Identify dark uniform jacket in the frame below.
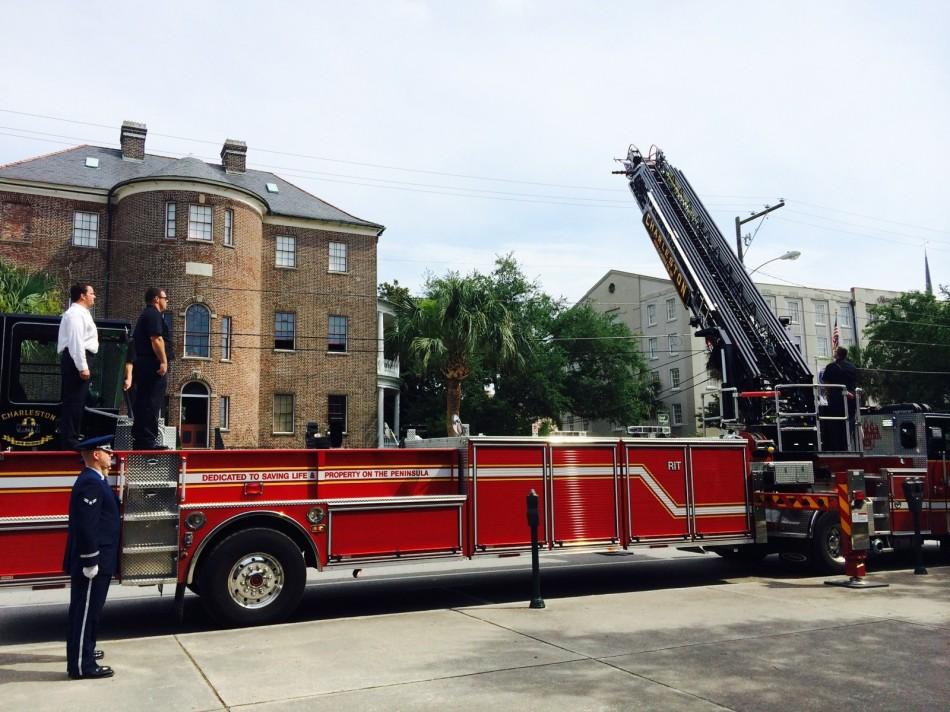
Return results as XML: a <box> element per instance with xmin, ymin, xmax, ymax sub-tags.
<box><xmin>823</xmin><ymin>359</ymin><xmax>857</xmax><ymax>392</ymax></box>
<box><xmin>63</xmin><ymin>466</ymin><xmax>120</xmax><ymax>576</ymax></box>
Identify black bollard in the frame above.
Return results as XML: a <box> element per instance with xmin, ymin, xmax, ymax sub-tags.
<box><xmin>901</xmin><ymin>477</ymin><xmax>928</xmax><ymax>575</ymax></box>
<box><xmin>526</xmin><ymin>489</ymin><xmax>545</xmax><ymax>609</ymax></box>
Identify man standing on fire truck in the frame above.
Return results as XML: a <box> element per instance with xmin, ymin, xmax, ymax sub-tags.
<box><xmin>64</xmin><ymin>434</ymin><xmax>119</xmax><ymax>680</ymax></box>
<box><xmin>56</xmin><ymin>283</ymin><xmax>99</xmax><ymax>450</ymax></box>
<box><xmin>822</xmin><ymin>346</ymin><xmax>858</xmax><ymax>450</ymax></box>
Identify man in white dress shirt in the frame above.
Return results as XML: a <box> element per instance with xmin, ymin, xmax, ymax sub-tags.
<box><xmin>57</xmin><ymin>283</ymin><xmax>99</xmax><ymax>449</ymax></box>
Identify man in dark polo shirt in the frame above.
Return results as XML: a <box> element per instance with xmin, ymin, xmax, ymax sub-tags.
<box><xmin>131</xmin><ymin>287</ymin><xmax>171</xmax><ymax>450</ymax></box>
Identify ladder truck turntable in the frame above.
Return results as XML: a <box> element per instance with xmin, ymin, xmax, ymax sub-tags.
<box><xmin>0</xmin><ymin>149</ymin><xmax>947</xmax><ymax>627</ymax></box>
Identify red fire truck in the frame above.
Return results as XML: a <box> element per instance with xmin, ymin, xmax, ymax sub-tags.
<box><xmin>1</xmin><ymin>147</ymin><xmax>947</xmax><ymax>627</ymax></box>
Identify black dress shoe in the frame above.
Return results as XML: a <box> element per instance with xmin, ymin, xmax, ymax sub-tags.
<box><xmin>95</xmin><ymin>649</ymin><xmax>104</xmax><ymax>660</ymax></box>
<box><xmin>69</xmin><ymin>665</ymin><xmax>114</xmax><ymax>680</ymax></box>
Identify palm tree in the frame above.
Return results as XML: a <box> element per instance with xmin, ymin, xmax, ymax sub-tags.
<box><xmin>0</xmin><ymin>258</ymin><xmax>62</xmax><ymax>315</ymax></box>
<box><xmin>395</xmin><ymin>273</ymin><xmax>523</xmax><ymax>436</ymax></box>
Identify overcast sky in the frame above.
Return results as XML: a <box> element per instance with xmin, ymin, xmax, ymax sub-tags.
<box><xmin>2</xmin><ymin>1</ymin><xmax>947</xmax><ymax>304</ymax></box>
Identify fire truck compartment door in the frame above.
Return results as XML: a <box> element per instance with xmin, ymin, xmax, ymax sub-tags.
<box><xmin>688</xmin><ymin>444</ymin><xmax>751</xmax><ymax>539</ymax></box>
<box><xmin>472</xmin><ymin>443</ymin><xmax>546</xmax><ymax>550</ymax></box>
<box><xmin>625</xmin><ymin>444</ymin><xmax>690</xmax><ymax>541</ymax></box>
<box><xmin>549</xmin><ymin>444</ymin><xmax>619</xmax><ymax>546</ymax></box>
<box><xmin>326</xmin><ymin>495</ymin><xmax>466</xmax><ymax>560</ymax></box>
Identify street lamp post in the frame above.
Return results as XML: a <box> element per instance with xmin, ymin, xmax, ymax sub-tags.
<box><xmin>748</xmin><ymin>250</ymin><xmax>801</xmax><ymax>276</ymax></box>
<box><xmin>735</xmin><ymin>200</ymin><xmax>786</xmax><ymax>264</ymax></box>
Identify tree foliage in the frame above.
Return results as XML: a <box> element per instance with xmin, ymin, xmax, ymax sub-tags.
<box><xmin>393</xmin><ymin>256</ymin><xmax>655</xmax><ymax>437</ymax></box>
<box><xmin>393</xmin><ymin>268</ymin><xmax>525</xmax><ymax>436</ymax></box>
<box><xmin>860</xmin><ymin>289</ymin><xmax>950</xmax><ymax>410</ymax></box>
<box><xmin>0</xmin><ymin>258</ymin><xmax>62</xmax><ymax>315</ymax></box>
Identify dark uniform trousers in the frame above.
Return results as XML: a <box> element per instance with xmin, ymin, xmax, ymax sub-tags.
<box><xmin>132</xmin><ymin>372</ymin><xmax>167</xmax><ymax>449</ymax></box>
<box><xmin>59</xmin><ymin>349</ymin><xmax>91</xmax><ymax>450</ymax></box>
<box><xmin>67</xmin><ymin>572</ymin><xmax>111</xmax><ymax>676</ymax></box>
<box><xmin>64</xmin><ymin>467</ymin><xmax>119</xmax><ymax>677</ymax></box>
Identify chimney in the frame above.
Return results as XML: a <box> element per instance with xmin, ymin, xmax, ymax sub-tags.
<box><xmin>221</xmin><ymin>139</ymin><xmax>247</xmax><ymax>174</ymax></box>
<box><xmin>120</xmin><ymin>120</ymin><xmax>147</xmax><ymax>161</ymax></box>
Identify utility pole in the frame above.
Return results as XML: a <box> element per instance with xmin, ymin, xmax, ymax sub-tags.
<box><xmin>735</xmin><ymin>200</ymin><xmax>785</xmax><ymax>264</ymax></box>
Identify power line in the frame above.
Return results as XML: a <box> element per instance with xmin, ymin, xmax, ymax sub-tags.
<box><xmin>2</xmin><ymin>111</ymin><xmax>948</xmax><ymax>238</ymax></box>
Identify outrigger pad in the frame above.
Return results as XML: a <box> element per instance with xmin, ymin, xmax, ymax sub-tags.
<box><xmin>824</xmin><ymin>577</ymin><xmax>889</xmax><ymax>589</ymax></box>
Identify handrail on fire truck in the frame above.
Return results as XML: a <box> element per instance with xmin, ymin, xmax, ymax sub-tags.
<box><xmin>701</xmin><ymin>383</ymin><xmax>863</xmax><ymax>452</ymax></box>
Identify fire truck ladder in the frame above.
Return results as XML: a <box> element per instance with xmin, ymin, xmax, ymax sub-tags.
<box><xmin>618</xmin><ymin>146</ymin><xmax>815</xmax><ymax>438</ymax></box>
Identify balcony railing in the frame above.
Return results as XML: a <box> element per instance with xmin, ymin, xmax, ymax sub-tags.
<box><xmin>377</xmin><ymin>356</ymin><xmax>399</xmax><ymax>378</ymax></box>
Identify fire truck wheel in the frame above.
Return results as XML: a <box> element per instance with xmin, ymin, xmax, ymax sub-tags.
<box><xmin>199</xmin><ymin>528</ymin><xmax>306</xmax><ymax>627</ymax></box>
<box><xmin>811</xmin><ymin>513</ymin><xmax>846</xmax><ymax>574</ymax></box>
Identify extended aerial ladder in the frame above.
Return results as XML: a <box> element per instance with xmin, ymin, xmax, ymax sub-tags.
<box><xmin>616</xmin><ymin>146</ymin><xmax>833</xmax><ymax>452</ymax></box>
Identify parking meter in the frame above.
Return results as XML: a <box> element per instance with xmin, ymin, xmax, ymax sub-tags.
<box><xmin>901</xmin><ymin>477</ymin><xmax>927</xmax><ymax>575</ymax></box>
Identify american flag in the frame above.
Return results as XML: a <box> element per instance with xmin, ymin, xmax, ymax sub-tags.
<box><xmin>831</xmin><ymin>317</ymin><xmax>840</xmax><ymax>352</ymax></box>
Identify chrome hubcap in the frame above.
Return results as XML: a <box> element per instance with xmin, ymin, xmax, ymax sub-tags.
<box><xmin>827</xmin><ymin>526</ymin><xmax>843</xmax><ymax>561</ymax></box>
<box><xmin>227</xmin><ymin>553</ymin><xmax>284</xmax><ymax>609</ymax></box>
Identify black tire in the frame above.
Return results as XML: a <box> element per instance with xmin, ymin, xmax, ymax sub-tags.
<box><xmin>710</xmin><ymin>545</ymin><xmax>769</xmax><ymax>562</ymax></box>
<box><xmin>810</xmin><ymin>513</ymin><xmax>846</xmax><ymax>574</ymax></box>
<box><xmin>199</xmin><ymin>527</ymin><xmax>306</xmax><ymax>627</ymax></box>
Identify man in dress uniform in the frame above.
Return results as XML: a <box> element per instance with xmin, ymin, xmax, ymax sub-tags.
<box><xmin>64</xmin><ymin>434</ymin><xmax>119</xmax><ymax>680</ymax></box>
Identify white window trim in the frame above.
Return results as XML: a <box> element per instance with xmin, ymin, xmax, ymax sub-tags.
<box><xmin>648</xmin><ymin>337</ymin><xmax>658</xmax><ymax>360</ymax></box>
<box><xmin>328</xmin><ymin>394</ymin><xmax>348</xmax><ymax>435</ymax></box>
<box><xmin>646</xmin><ymin>303</ymin><xmax>657</xmax><ymax>327</ymax></box>
<box><xmin>187</xmin><ymin>204</ymin><xmax>213</xmax><ymax>242</ymax></box>
<box><xmin>786</xmin><ymin>300</ymin><xmax>802</xmax><ymax>325</ymax></box>
<box><xmin>328</xmin><ymin>315</ymin><xmax>349</xmax><ymax>354</ymax></box>
<box><xmin>224</xmin><ymin>208</ymin><xmax>234</xmax><ymax>247</ymax></box>
<box><xmin>276</xmin><ymin>235</ymin><xmax>297</xmax><ymax>269</ymax></box>
<box><xmin>219</xmin><ymin>395</ymin><xmax>230</xmax><ymax>432</ymax></box>
<box><xmin>668</xmin><ymin>333</ymin><xmax>679</xmax><ymax>355</ymax></box>
<box><xmin>72</xmin><ymin>211</ymin><xmax>99</xmax><ymax>248</ymax></box>
<box><xmin>274</xmin><ymin>311</ymin><xmax>296</xmax><ymax>352</ymax></box>
<box><xmin>164</xmin><ymin>202</ymin><xmax>176</xmax><ymax>240</ymax></box>
<box><xmin>671</xmin><ymin>403</ymin><xmax>683</xmax><ymax>426</ymax></box>
<box><xmin>272</xmin><ymin>394</ymin><xmax>295</xmax><ymax>435</ymax></box>
<box><xmin>220</xmin><ymin>315</ymin><xmax>232</xmax><ymax>362</ymax></box>
<box><xmin>814</xmin><ymin>302</ymin><xmax>828</xmax><ymax>326</ymax></box>
<box><xmin>183</xmin><ymin>303</ymin><xmax>213</xmax><ymax>360</ymax></box>
<box><xmin>666</xmin><ymin>298</ymin><xmax>677</xmax><ymax>322</ymax></box>
<box><xmin>328</xmin><ymin>242</ymin><xmax>348</xmax><ymax>273</ymax></box>
<box><xmin>670</xmin><ymin>367</ymin><xmax>681</xmax><ymax>390</ymax></box>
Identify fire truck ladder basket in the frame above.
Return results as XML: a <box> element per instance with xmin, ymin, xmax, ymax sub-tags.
<box><xmin>119</xmin><ymin>453</ymin><xmax>181</xmax><ymax>584</ymax></box>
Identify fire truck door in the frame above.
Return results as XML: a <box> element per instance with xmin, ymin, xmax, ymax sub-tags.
<box><xmin>926</xmin><ymin>419</ymin><xmax>948</xmax><ymax>535</ymax></box>
<box><xmin>549</xmin><ymin>443</ymin><xmax>619</xmax><ymax>546</ymax></box>
<box><xmin>624</xmin><ymin>443</ymin><xmax>690</xmax><ymax>542</ymax></box>
<box><xmin>471</xmin><ymin>442</ymin><xmax>546</xmax><ymax>550</ymax></box>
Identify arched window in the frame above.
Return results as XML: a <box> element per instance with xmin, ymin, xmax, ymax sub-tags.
<box><xmin>184</xmin><ymin>304</ymin><xmax>211</xmax><ymax>358</ymax></box>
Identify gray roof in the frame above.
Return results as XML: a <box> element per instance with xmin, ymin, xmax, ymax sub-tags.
<box><xmin>0</xmin><ymin>145</ymin><xmax>382</xmax><ymax>230</ymax></box>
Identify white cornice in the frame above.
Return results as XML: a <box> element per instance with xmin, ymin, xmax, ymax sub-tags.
<box><xmin>0</xmin><ymin>179</ymin><xmax>109</xmax><ymax>204</ymax></box>
<box><xmin>113</xmin><ymin>180</ymin><xmax>266</xmax><ymax>215</ymax></box>
<box><xmin>263</xmin><ymin>214</ymin><xmax>381</xmax><ymax>237</ymax></box>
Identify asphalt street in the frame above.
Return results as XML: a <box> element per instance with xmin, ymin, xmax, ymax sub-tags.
<box><xmin>1</xmin><ymin>547</ymin><xmax>947</xmax><ymax>711</ymax></box>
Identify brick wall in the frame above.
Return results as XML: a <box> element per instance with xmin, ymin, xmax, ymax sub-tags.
<box><xmin>0</xmin><ymin>183</ymin><xmax>380</xmax><ymax>449</ymax></box>
<box><xmin>259</xmin><ymin>223</ymin><xmax>378</xmax><ymax>448</ymax></box>
<box><xmin>110</xmin><ymin>189</ymin><xmax>264</xmax><ymax>446</ymax></box>
<box><xmin>0</xmin><ymin>191</ymin><xmax>108</xmax><ymax>298</ymax></box>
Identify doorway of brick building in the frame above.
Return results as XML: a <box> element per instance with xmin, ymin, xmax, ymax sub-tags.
<box><xmin>179</xmin><ymin>381</ymin><xmax>209</xmax><ymax>449</ymax></box>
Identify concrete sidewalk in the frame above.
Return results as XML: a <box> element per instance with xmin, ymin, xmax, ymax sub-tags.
<box><xmin>1</xmin><ymin>566</ymin><xmax>947</xmax><ymax>711</ymax></box>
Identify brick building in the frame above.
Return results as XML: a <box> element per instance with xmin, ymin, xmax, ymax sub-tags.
<box><xmin>0</xmin><ymin>121</ymin><xmax>385</xmax><ymax>448</ymax></box>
